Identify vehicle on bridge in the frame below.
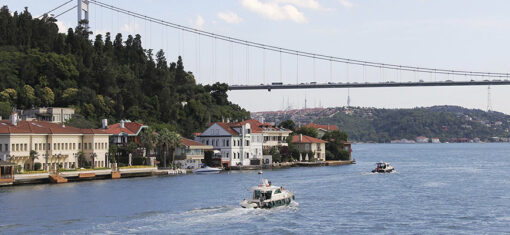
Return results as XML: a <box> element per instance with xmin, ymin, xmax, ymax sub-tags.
<box><xmin>272</xmin><ymin>82</ymin><xmax>283</xmax><ymax>86</ymax></box>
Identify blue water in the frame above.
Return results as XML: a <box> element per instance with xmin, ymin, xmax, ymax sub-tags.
<box><xmin>1</xmin><ymin>143</ymin><xmax>510</xmax><ymax>234</ymax></box>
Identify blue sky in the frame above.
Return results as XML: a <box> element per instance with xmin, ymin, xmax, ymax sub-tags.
<box><xmin>3</xmin><ymin>0</ymin><xmax>510</xmax><ymax>114</ymax></box>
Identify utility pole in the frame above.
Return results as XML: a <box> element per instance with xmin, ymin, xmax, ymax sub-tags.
<box><xmin>77</xmin><ymin>0</ymin><xmax>90</xmax><ymax>29</ymax></box>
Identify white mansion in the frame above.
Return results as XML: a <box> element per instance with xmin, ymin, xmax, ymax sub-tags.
<box><xmin>195</xmin><ymin>119</ymin><xmax>290</xmax><ymax>167</ymax></box>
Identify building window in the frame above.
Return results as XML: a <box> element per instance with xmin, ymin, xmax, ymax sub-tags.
<box><xmin>226</xmin><ymin>140</ymin><xmax>229</xmax><ymax>146</ymax></box>
<box><xmin>246</xmin><ymin>153</ymin><xmax>250</xmax><ymax>158</ymax></box>
<box><xmin>65</xmin><ymin>143</ymin><xmax>68</xmax><ymax>150</ymax></box>
<box><xmin>226</xmin><ymin>153</ymin><xmax>229</xmax><ymax>158</ymax></box>
<box><xmin>5</xmin><ymin>144</ymin><xmax>8</xmax><ymax>151</ymax></box>
<box><xmin>16</xmin><ymin>144</ymin><xmax>19</xmax><ymax>151</ymax></box>
<box><xmin>246</xmin><ymin>140</ymin><xmax>250</xmax><ymax>146</ymax></box>
<box><xmin>0</xmin><ymin>144</ymin><xmax>2</xmax><ymax>152</ymax></box>
<box><xmin>78</xmin><ymin>143</ymin><xmax>81</xmax><ymax>149</ymax></box>
<box><xmin>73</xmin><ymin>143</ymin><xmax>76</xmax><ymax>150</ymax></box>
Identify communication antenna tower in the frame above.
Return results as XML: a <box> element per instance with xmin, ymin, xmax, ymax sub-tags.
<box><xmin>347</xmin><ymin>88</ymin><xmax>351</xmax><ymax>107</ymax></box>
<box><xmin>487</xmin><ymin>85</ymin><xmax>492</xmax><ymax>112</ymax></box>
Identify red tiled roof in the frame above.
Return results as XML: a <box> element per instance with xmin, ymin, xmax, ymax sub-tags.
<box><xmin>0</xmin><ymin>120</ymin><xmax>109</xmax><ymax>135</ymax></box>
<box><xmin>292</xmin><ymin>134</ymin><xmax>328</xmax><ymax>144</ymax></box>
<box><xmin>206</xmin><ymin>119</ymin><xmax>282</xmax><ymax>136</ymax></box>
<box><xmin>305</xmin><ymin>123</ymin><xmax>339</xmax><ymax>131</ymax></box>
<box><xmin>213</xmin><ymin>122</ymin><xmax>239</xmax><ymax>135</ymax></box>
<box><xmin>181</xmin><ymin>137</ymin><xmax>206</xmax><ymax>146</ymax></box>
<box><xmin>105</xmin><ymin>122</ymin><xmax>146</xmax><ymax>136</ymax></box>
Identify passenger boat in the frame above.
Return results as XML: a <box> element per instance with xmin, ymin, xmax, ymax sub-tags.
<box><xmin>240</xmin><ymin>174</ymin><xmax>295</xmax><ymax>209</ymax></box>
<box><xmin>372</xmin><ymin>161</ymin><xmax>395</xmax><ymax>173</ymax></box>
<box><xmin>193</xmin><ymin>165</ymin><xmax>222</xmax><ymax>174</ymax></box>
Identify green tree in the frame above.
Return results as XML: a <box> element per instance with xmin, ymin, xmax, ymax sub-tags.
<box><xmin>295</xmin><ymin>126</ymin><xmax>319</xmax><ymax>138</ymax></box>
<box><xmin>157</xmin><ymin>128</ymin><xmax>182</xmax><ymax>168</ymax></box>
<box><xmin>139</xmin><ymin>127</ymin><xmax>158</xmax><ymax>159</ymax></box>
<box><xmin>39</xmin><ymin>87</ymin><xmax>55</xmax><ymax>106</ymax></box>
<box><xmin>279</xmin><ymin>120</ymin><xmax>296</xmax><ymax>131</ymax></box>
<box><xmin>0</xmin><ymin>101</ymin><xmax>11</xmax><ymax>118</ymax></box>
<box><xmin>29</xmin><ymin>150</ymin><xmax>38</xmax><ymax>170</ymax></box>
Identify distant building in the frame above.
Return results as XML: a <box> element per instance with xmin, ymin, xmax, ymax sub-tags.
<box><xmin>416</xmin><ymin>136</ymin><xmax>429</xmax><ymax>143</ymax></box>
<box><xmin>431</xmin><ymin>138</ymin><xmax>440</xmax><ymax>143</ymax></box>
<box><xmin>19</xmin><ymin>107</ymin><xmax>75</xmax><ymax>123</ymax></box>
<box><xmin>305</xmin><ymin>123</ymin><xmax>339</xmax><ymax>138</ymax></box>
<box><xmin>292</xmin><ymin>134</ymin><xmax>327</xmax><ymax>161</ymax></box>
<box><xmin>174</xmin><ymin>138</ymin><xmax>213</xmax><ymax>169</ymax></box>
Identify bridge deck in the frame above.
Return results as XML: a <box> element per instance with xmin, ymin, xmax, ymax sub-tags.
<box><xmin>229</xmin><ymin>80</ymin><xmax>510</xmax><ymax>90</ymax></box>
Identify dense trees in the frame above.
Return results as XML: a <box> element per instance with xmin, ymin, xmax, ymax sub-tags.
<box><xmin>316</xmin><ymin>106</ymin><xmax>510</xmax><ymax>142</ymax></box>
<box><xmin>294</xmin><ymin>126</ymin><xmax>318</xmax><ymax>138</ymax></box>
<box><xmin>0</xmin><ymin>6</ymin><xmax>249</xmax><ymax>137</ymax></box>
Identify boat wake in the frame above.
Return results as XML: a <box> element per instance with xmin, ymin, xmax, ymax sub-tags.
<box><xmin>65</xmin><ymin>203</ymin><xmax>300</xmax><ymax>234</ymax></box>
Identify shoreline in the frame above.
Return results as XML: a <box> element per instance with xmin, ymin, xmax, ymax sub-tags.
<box><xmin>2</xmin><ymin>160</ymin><xmax>355</xmax><ymax>187</ymax></box>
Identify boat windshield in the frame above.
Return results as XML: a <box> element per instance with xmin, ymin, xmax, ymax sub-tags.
<box><xmin>253</xmin><ymin>190</ymin><xmax>272</xmax><ymax>200</ymax></box>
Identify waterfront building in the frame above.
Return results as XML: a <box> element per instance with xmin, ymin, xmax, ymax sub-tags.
<box><xmin>242</xmin><ymin>119</ymin><xmax>291</xmax><ymax>150</ymax></box>
<box><xmin>305</xmin><ymin>123</ymin><xmax>339</xmax><ymax>138</ymax></box>
<box><xmin>292</xmin><ymin>134</ymin><xmax>327</xmax><ymax>161</ymax></box>
<box><xmin>104</xmin><ymin>120</ymin><xmax>148</xmax><ymax>146</ymax></box>
<box><xmin>416</xmin><ymin>136</ymin><xmax>429</xmax><ymax>143</ymax></box>
<box><xmin>0</xmin><ymin>113</ymin><xmax>110</xmax><ymax>171</ymax></box>
<box><xmin>174</xmin><ymin>138</ymin><xmax>213</xmax><ymax>169</ymax></box>
<box><xmin>195</xmin><ymin>121</ymin><xmax>264</xmax><ymax>168</ymax></box>
<box><xmin>19</xmin><ymin>107</ymin><xmax>75</xmax><ymax>123</ymax></box>
<box><xmin>431</xmin><ymin>138</ymin><xmax>441</xmax><ymax>143</ymax></box>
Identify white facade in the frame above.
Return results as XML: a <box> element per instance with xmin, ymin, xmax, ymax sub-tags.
<box><xmin>195</xmin><ymin>123</ymin><xmax>263</xmax><ymax>166</ymax></box>
<box><xmin>0</xmin><ymin>133</ymin><xmax>110</xmax><ymax>171</ymax></box>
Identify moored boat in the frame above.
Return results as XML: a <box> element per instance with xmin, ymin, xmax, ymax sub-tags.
<box><xmin>240</xmin><ymin>175</ymin><xmax>294</xmax><ymax>209</ymax></box>
<box><xmin>193</xmin><ymin>166</ymin><xmax>222</xmax><ymax>174</ymax></box>
<box><xmin>372</xmin><ymin>161</ymin><xmax>395</xmax><ymax>173</ymax></box>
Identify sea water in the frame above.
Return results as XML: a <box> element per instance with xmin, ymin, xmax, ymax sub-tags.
<box><xmin>1</xmin><ymin>143</ymin><xmax>509</xmax><ymax>234</ymax></box>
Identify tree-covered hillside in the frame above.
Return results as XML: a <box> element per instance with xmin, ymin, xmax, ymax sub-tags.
<box><xmin>0</xmin><ymin>6</ymin><xmax>249</xmax><ymax>136</ymax></box>
<box><xmin>315</xmin><ymin>106</ymin><xmax>510</xmax><ymax>142</ymax></box>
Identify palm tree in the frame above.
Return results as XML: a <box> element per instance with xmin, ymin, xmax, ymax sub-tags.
<box><xmin>90</xmin><ymin>153</ymin><xmax>97</xmax><ymax>169</ymax></box>
<box><xmin>139</xmin><ymin>127</ymin><xmax>158</xmax><ymax>159</ymax></box>
<box><xmin>157</xmin><ymin>128</ymin><xmax>182</xmax><ymax>168</ymax></box>
<box><xmin>29</xmin><ymin>150</ymin><xmax>38</xmax><ymax>170</ymax></box>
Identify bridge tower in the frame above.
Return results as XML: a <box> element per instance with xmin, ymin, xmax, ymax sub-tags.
<box><xmin>77</xmin><ymin>0</ymin><xmax>90</xmax><ymax>29</ymax></box>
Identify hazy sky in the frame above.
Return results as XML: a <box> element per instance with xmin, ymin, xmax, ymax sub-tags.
<box><xmin>4</xmin><ymin>0</ymin><xmax>510</xmax><ymax>114</ymax></box>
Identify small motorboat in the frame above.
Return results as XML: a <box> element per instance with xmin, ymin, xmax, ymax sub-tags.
<box><xmin>372</xmin><ymin>161</ymin><xmax>395</xmax><ymax>173</ymax></box>
<box><xmin>240</xmin><ymin>173</ymin><xmax>294</xmax><ymax>209</ymax></box>
<box><xmin>194</xmin><ymin>165</ymin><xmax>222</xmax><ymax>174</ymax></box>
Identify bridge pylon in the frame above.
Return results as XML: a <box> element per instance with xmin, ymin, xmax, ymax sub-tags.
<box><xmin>77</xmin><ymin>0</ymin><xmax>90</xmax><ymax>29</ymax></box>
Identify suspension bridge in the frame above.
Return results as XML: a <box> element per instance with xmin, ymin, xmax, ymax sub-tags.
<box><xmin>38</xmin><ymin>0</ymin><xmax>509</xmax><ymax>110</ymax></box>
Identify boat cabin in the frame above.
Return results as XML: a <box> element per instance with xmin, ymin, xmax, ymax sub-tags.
<box><xmin>376</xmin><ymin>162</ymin><xmax>388</xmax><ymax>169</ymax></box>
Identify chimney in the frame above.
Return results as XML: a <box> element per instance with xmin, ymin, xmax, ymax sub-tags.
<box><xmin>120</xmin><ymin>120</ymin><xmax>125</xmax><ymax>129</ymax></box>
<box><xmin>102</xmin><ymin>119</ymin><xmax>108</xmax><ymax>129</ymax></box>
<box><xmin>10</xmin><ymin>112</ymin><xmax>18</xmax><ymax>126</ymax></box>
<box><xmin>299</xmin><ymin>134</ymin><xmax>303</xmax><ymax>142</ymax></box>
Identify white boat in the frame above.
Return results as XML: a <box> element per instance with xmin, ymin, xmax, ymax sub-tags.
<box><xmin>193</xmin><ymin>166</ymin><xmax>222</xmax><ymax>174</ymax></box>
<box><xmin>240</xmin><ymin>174</ymin><xmax>295</xmax><ymax>209</ymax></box>
<box><xmin>372</xmin><ymin>161</ymin><xmax>395</xmax><ymax>173</ymax></box>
